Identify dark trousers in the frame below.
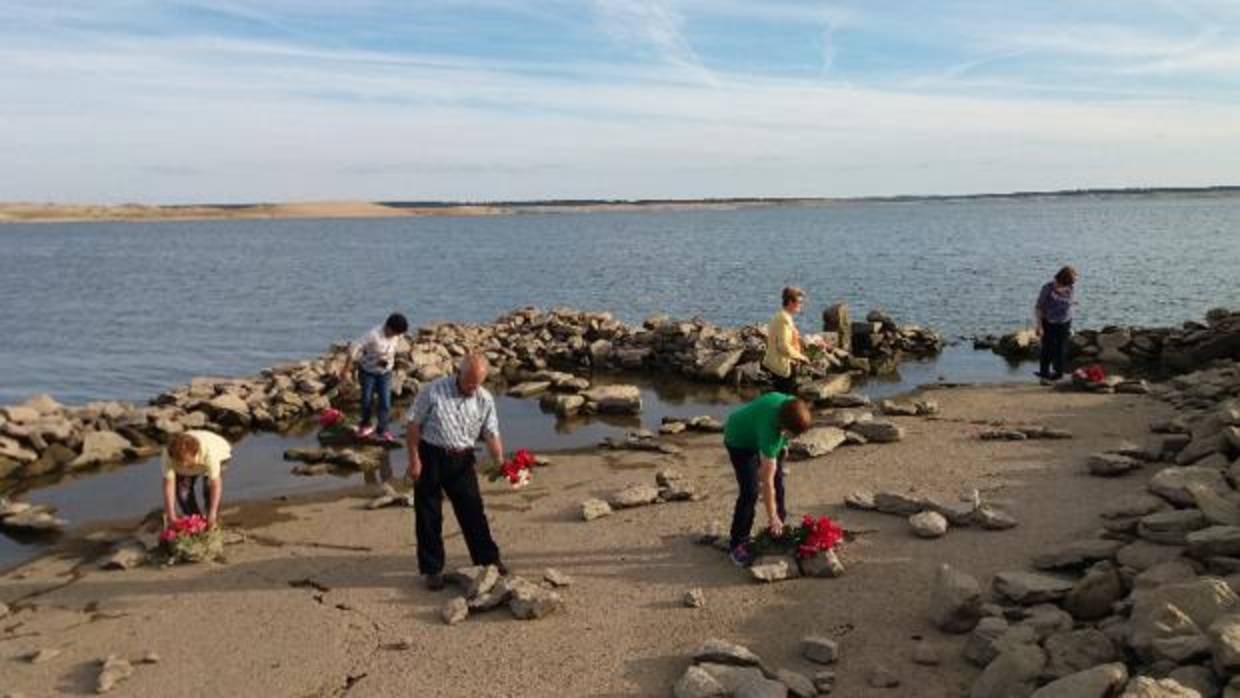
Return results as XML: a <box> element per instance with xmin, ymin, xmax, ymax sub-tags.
<box><xmin>358</xmin><ymin>368</ymin><xmax>392</xmax><ymax>433</ymax></box>
<box><xmin>414</xmin><ymin>440</ymin><xmax>501</xmax><ymax>575</ymax></box>
<box><xmin>1039</xmin><ymin>321</ymin><xmax>1071</xmax><ymax>378</ymax></box>
<box><xmin>768</xmin><ymin>372</ymin><xmax>798</xmax><ymax>396</ymax></box>
<box><xmin>175</xmin><ymin>475</ymin><xmax>207</xmax><ymax>517</ymax></box>
<box><xmin>727</xmin><ymin>446</ymin><xmax>787</xmax><ymax>549</ymax></box>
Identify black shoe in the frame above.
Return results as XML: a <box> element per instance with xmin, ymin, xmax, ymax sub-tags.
<box><xmin>424</xmin><ymin>573</ymin><xmax>445</xmax><ymax>591</ymax></box>
<box><xmin>495</xmin><ymin>561</ymin><xmax>510</xmax><ymax>576</ymax></box>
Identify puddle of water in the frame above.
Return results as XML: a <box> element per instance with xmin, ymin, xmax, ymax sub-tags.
<box><xmin>0</xmin><ymin>347</ymin><xmax>1029</xmax><ymax>569</ymax></box>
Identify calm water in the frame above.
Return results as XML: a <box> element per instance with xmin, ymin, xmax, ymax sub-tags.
<box><xmin>2</xmin><ymin>195</ymin><xmax>1238</xmax><ymax>406</ymax></box>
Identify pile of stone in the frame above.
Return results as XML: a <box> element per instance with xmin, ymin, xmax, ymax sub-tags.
<box><xmin>822</xmin><ymin>304</ymin><xmax>946</xmax><ymax>375</ymax></box>
<box><xmin>580</xmin><ymin>469</ymin><xmax>700</xmax><ymax>521</ymax></box>
<box><xmin>600</xmin><ymin>431</ymin><xmax>681</xmax><ymax>455</ymax></box>
<box><xmin>982</xmin><ymin>307</ymin><xmax>1240</xmax><ymax>375</ymax></box>
<box><xmin>659</xmin><ymin>415</ymin><xmax>725</xmax><ymax>435</ymax></box>
<box><xmin>439</xmin><ymin>565</ymin><xmax>567</xmax><ymax>625</ymax></box>
<box><xmin>978</xmin><ymin>423</ymin><xmax>1074</xmax><ymax>441</ymax></box>
<box><xmin>0</xmin><ymin>497</ymin><xmax>67</xmax><ymax>534</ymax></box>
<box><xmin>283</xmin><ymin>445</ymin><xmax>389</xmax><ymax>477</ymax></box>
<box><xmin>690</xmin><ymin>520</ymin><xmax>846</xmax><ymax>583</ymax></box>
<box><xmin>673</xmin><ymin>637</ymin><xmax>838</xmax><ymax>697</ymax></box>
<box><xmin>845</xmin><ymin>488</ymin><xmax>1018</xmax><ymax>537</ymax></box>
<box><xmin>787</xmin><ymin>407</ymin><xmax>908</xmax><ymax>461</ymax></box>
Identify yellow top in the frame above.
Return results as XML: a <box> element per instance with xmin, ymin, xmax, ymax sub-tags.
<box><xmin>161</xmin><ymin>430</ymin><xmax>232</xmax><ymax>481</ymax></box>
<box><xmin>763</xmin><ymin>309</ymin><xmax>808</xmax><ymax>378</ymax></box>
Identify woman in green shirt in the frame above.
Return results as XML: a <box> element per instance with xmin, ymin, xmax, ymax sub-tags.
<box><xmin>723</xmin><ymin>393</ymin><xmax>813</xmax><ymax>566</ymax></box>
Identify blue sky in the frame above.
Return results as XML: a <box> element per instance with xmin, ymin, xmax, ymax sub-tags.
<box><xmin>1</xmin><ymin>0</ymin><xmax>1237</xmax><ymax>203</ymax></box>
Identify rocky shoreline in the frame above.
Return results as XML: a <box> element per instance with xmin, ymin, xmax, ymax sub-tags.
<box><xmin>0</xmin><ymin>305</ymin><xmax>941</xmax><ymax>515</ymax></box>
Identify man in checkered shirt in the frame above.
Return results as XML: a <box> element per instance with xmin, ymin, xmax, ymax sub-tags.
<box><xmin>405</xmin><ymin>354</ymin><xmax>508</xmax><ymax>589</ymax></box>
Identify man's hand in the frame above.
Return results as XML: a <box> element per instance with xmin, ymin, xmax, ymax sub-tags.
<box><xmin>768</xmin><ymin>517</ymin><xmax>785</xmax><ymax>537</ymax></box>
<box><xmin>406</xmin><ymin>458</ymin><xmax>422</xmax><ymax>482</ymax></box>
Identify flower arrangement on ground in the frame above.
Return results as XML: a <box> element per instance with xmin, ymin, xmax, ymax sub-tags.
<box><xmin>160</xmin><ymin>514</ymin><xmax>224</xmax><ymax>564</ymax></box>
<box><xmin>750</xmin><ymin>514</ymin><xmax>843</xmax><ymax>559</ymax></box>
<box><xmin>316</xmin><ymin>407</ymin><xmax>358</xmax><ymax>446</ymax></box>
<box><xmin>484</xmin><ymin>449</ymin><xmax>536</xmax><ymax>489</ymax></box>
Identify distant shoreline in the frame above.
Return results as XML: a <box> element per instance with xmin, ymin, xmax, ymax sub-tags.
<box><xmin>3</xmin><ymin>185</ymin><xmax>1238</xmax><ymax>224</ymax></box>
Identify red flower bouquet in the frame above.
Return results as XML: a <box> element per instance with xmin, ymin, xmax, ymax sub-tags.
<box><xmin>316</xmin><ymin>407</ymin><xmax>358</xmax><ymax>446</ymax></box>
<box><xmin>750</xmin><ymin>514</ymin><xmax>844</xmax><ymax>559</ymax></box>
<box><xmin>485</xmin><ymin>449</ymin><xmax>536</xmax><ymax>489</ymax></box>
<box><xmin>160</xmin><ymin>514</ymin><xmax>223</xmax><ymax>563</ymax></box>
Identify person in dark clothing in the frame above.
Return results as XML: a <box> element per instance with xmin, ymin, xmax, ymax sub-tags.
<box><xmin>1035</xmin><ymin>265</ymin><xmax>1077</xmax><ymax>381</ymax></box>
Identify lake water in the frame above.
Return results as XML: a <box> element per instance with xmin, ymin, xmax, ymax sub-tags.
<box><xmin>1</xmin><ymin>195</ymin><xmax>1238</xmax><ymax>568</ymax></box>
<box><xmin>2</xmin><ymin>195</ymin><xmax>1238</xmax><ymax>406</ymax></box>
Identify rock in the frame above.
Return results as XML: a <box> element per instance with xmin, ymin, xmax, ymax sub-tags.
<box><xmin>1042</xmin><ymin>629</ymin><xmax>1118</xmax><ymax>680</ymax></box>
<box><xmin>1119</xmin><ymin>540</ymin><xmax>1189</xmax><ymax>571</ymax></box>
<box><xmin>694</xmin><ymin>664</ymin><xmax>786</xmax><ymax>698</ymax></box>
<box><xmin>801</xmin><ymin>636</ymin><xmax>839</xmax><ymax>665</ymax></box>
<box><xmin>582</xmin><ymin>385</ymin><xmax>642</xmax><ymax>414</ymax></box>
<box><xmin>910</xmin><ymin>510</ymin><xmax>949</xmax><ymax>538</ymax></box>
<box><xmin>1151</xmin><ymin>466</ymin><xmax>1231</xmax><ymax>507</ymax></box>
<box><xmin>1190</xmin><ymin>485</ymin><xmax>1240</xmax><ymax>527</ymax></box>
<box><xmin>96</xmin><ymin>654</ymin><xmax>134</xmax><ymax>693</ymax></box>
<box><xmin>467</xmin><ymin>576</ymin><xmax>519</xmax><ymax>612</ymax></box>
<box><xmin>467</xmin><ymin>565</ymin><xmax>501</xmax><ymax>598</ymax></box>
<box><xmin>866</xmin><ymin>663</ymin><xmax>900</xmax><ymax>689</ymax></box>
<box><xmin>874</xmin><ymin>491</ymin><xmax>927</xmax><ymax>516</ymax></box>
<box><xmin>1064</xmin><ymin>562</ymin><xmax>1126</xmax><ymax>621</ymax></box>
<box><xmin>1102</xmin><ymin>493</ymin><xmax>1171</xmax><ymax>520</ymax></box>
<box><xmin>844</xmin><ymin>491</ymin><xmax>876</xmax><ymax>510</ymax></box>
<box><xmin>798</xmin><ymin>375</ymin><xmax>853</xmax><ymax>403</ymax></box>
<box><xmin>206</xmin><ymin>393</ymin><xmax>250</xmax><ymax>425</ymax></box>
<box><xmin>25</xmin><ymin>648</ymin><xmax>62</xmax><ymax>664</ymax></box>
<box><xmin>98</xmin><ymin>541</ymin><xmax>148</xmax><ymax>571</ymax></box>
<box><xmin>1166</xmin><ymin>666</ymin><xmax>1218</xmax><ymax>698</ymax></box>
<box><xmin>543</xmin><ymin>568</ymin><xmax>572</xmax><ymax>588</ymax></box>
<box><xmin>1088</xmin><ymin>453</ymin><xmax>1143</xmax><ymax>477</ymax></box>
<box><xmin>826</xmin><ymin>393</ymin><xmax>871</xmax><ymax>408</ymax></box>
<box><xmin>291</xmin><ymin>463</ymin><xmax>330</xmax><ymax>476</ymax></box>
<box><xmin>1030</xmin><ymin>663</ymin><xmax>1128</xmax><ymax>698</ymax></box>
<box><xmin>701</xmin><ymin>349</ymin><xmax>744</xmax><ymax>381</ymax></box>
<box><xmin>507</xmin><ymin>381</ymin><xmax>552</xmax><ymax>398</ymax></box>
<box><xmin>993</xmin><ymin>571</ymin><xmax>1076</xmax><ymax>605</ymax></box>
<box><xmin>1</xmin><ymin>507</ymin><xmax>67</xmax><ymax>533</ymax></box>
<box><xmin>776</xmin><ymin>669</ymin><xmax>816</xmax><ymax>698</ymax></box>
<box><xmin>1209</xmin><ymin>613</ymin><xmax>1240</xmax><ymax>673</ymax></box>
<box><xmin>929</xmin><ymin>563</ymin><xmax>982</xmax><ymax>633</ymax></box>
<box><xmin>750</xmin><ymin>556</ymin><xmax>798</xmax><ymax>583</ymax></box>
<box><xmin>880</xmin><ymin>400</ymin><xmax>919</xmax><ymax>417</ymax></box>
<box><xmin>687</xmin><ymin>416</ymin><xmax>724</xmax><ymax>433</ymax></box>
<box><xmin>1189</xmin><ymin>526</ymin><xmax>1240</xmax><ymax>558</ymax></box>
<box><xmin>1145</xmin><ymin>602</ymin><xmax>1211</xmax><ymax>664</ymax></box>
<box><xmin>1130</xmin><ymin>578</ymin><xmax>1240</xmax><ymax>656</ymax></box>
<box><xmin>787</xmin><ymin>427</ymin><xmax>847</xmax><ymax>460</ymax></box>
<box><xmin>684</xmin><ymin>588</ymin><xmax>706</xmax><ymax>608</ymax></box>
<box><xmin>660</xmin><ymin>421</ymin><xmax>688</xmax><ymax>435</ymax></box>
<box><xmin>850</xmin><ymin>420</ymin><xmax>905</xmax><ymax>443</ymax></box>
<box><xmin>508</xmin><ymin>580</ymin><xmax>563</xmax><ymax>620</ymax></box>
<box><xmin>1119</xmin><ymin>677</ymin><xmax>1203</xmax><ymax>697</ymax></box>
<box><xmin>540</xmin><ymin>393</ymin><xmax>585</xmax><ymax>417</ymax></box>
<box><xmin>975</xmin><ymin>506</ymin><xmax>1020</xmax><ymax>530</ymax></box>
<box><xmin>610</xmin><ymin>484</ymin><xmax>661</xmax><ymax>509</ymax></box>
<box><xmin>581</xmin><ymin>498</ymin><xmax>613</xmax><ymax>521</ymax></box>
<box><xmin>1032</xmin><ymin>539</ymin><xmax>1124</xmax><ymax>571</ymax></box>
<box><xmin>139</xmin><ymin>652</ymin><xmax>160</xmax><ymax>664</ymax></box>
<box><xmin>0</xmin><ymin>436</ymin><xmax>37</xmax><ymax>464</ymax></box>
<box><xmin>970</xmin><ymin>644</ymin><xmax>1046</xmax><ymax>698</ymax></box>
<box><xmin>1140</xmin><ymin>509</ymin><xmax>1210</xmax><ymax>545</ymax></box>
<box><xmin>913</xmin><ymin>641</ymin><xmax>942</xmax><ymax>666</ymax></box>
<box><xmin>963</xmin><ymin>617</ymin><xmax>1013</xmax><ymax>667</ymax></box>
<box><xmin>442</xmin><ymin>596</ymin><xmax>469</xmax><ymax>625</ymax></box>
<box><xmin>693</xmin><ymin>638</ymin><xmax>764</xmax><ymax>668</ymax></box>
<box><xmin>798</xmin><ymin>549</ymin><xmax>845</xmax><ymax>578</ymax></box>
<box><xmin>1134</xmin><ymin>560</ymin><xmax>1199</xmax><ymax>590</ymax></box>
<box><xmin>812</xmin><ymin>670</ymin><xmax>836</xmax><ymax>694</ymax></box>
<box><xmin>980</xmin><ymin>428</ymin><xmax>1028</xmax><ymax>441</ymax></box>
<box><xmin>673</xmin><ymin>665</ymin><xmax>728</xmax><ymax>698</ymax></box>
<box><xmin>69</xmin><ymin>430</ymin><xmax>133</xmax><ymax>469</ymax></box>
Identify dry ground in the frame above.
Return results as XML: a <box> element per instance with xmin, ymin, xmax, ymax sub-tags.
<box><xmin>0</xmin><ymin>384</ymin><xmax>1173</xmax><ymax>697</ymax></box>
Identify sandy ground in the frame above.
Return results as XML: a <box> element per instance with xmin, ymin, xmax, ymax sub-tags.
<box><xmin>0</xmin><ymin>201</ymin><xmax>507</xmax><ymax>223</ymax></box>
<box><xmin>0</xmin><ymin>384</ymin><xmax>1174</xmax><ymax>697</ymax></box>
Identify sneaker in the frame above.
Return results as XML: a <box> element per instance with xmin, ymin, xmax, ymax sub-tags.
<box><xmin>379</xmin><ymin>431</ymin><xmax>398</xmax><ymax>444</ymax></box>
<box><xmin>356</xmin><ymin>424</ymin><xmax>375</xmax><ymax>439</ymax></box>
<box><xmin>729</xmin><ymin>544</ymin><xmax>755</xmax><ymax>568</ymax></box>
<box><xmin>424</xmin><ymin>573</ymin><xmax>446</xmax><ymax>591</ymax></box>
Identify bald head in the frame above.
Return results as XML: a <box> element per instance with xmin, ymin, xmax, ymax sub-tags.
<box><xmin>456</xmin><ymin>354</ymin><xmax>489</xmax><ymax>396</ymax></box>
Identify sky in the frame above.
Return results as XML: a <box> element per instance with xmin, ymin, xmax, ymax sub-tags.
<box><xmin>1</xmin><ymin>0</ymin><xmax>1237</xmax><ymax>204</ymax></box>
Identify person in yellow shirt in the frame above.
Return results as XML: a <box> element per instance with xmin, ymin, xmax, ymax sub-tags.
<box><xmin>763</xmin><ymin>286</ymin><xmax>809</xmax><ymax>394</ymax></box>
<box><xmin>161</xmin><ymin>430</ymin><xmax>232</xmax><ymax>528</ymax></box>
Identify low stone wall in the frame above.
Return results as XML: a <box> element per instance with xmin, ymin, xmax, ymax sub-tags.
<box><xmin>0</xmin><ymin>306</ymin><xmax>942</xmax><ymax>495</ymax></box>
<box><xmin>978</xmin><ymin>308</ymin><xmax>1240</xmax><ymax>374</ymax></box>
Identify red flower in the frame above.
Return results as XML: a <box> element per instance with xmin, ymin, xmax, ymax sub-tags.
<box><xmin>161</xmin><ymin>514</ymin><xmax>209</xmax><ymax>542</ymax></box>
<box><xmin>795</xmin><ymin>515</ymin><xmax>843</xmax><ymax>559</ymax></box>
<box><xmin>318</xmin><ymin>408</ymin><xmax>344</xmax><ymax>427</ymax></box>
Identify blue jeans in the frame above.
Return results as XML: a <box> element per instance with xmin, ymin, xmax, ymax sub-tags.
<box><xmin>358</xmin><ymin>368</ymin><xmax>392</xmax><ymax>433</ymax></box>
<box><xmin>727</xmin><ymin>446</ymin><xmax>787</xmax><ymax>549</ymax></box>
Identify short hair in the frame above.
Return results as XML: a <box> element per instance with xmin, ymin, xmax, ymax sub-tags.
<box><xmin>1054</xmin><ymin>266</ymin><xmax>1077</xmax><ymax>286</ymax></box>
<box><xmin>778</xmin><ymin>399</ymin><xmax>813</xmax><ymax>435</ymax></box>
<box><xmin>384</xmin><ymin>313</ymin><xmax>409</xmax><ymax>334</ymax></box>
<box><xmin>168</xmin><ymin>433</ymin><xmax>200</xmax><ymax>463</ymax></box>
<box><xmin>459</xmin><ymin>353</ymin><xmax>489</xmax><ymax>376</ymax></box>
<box><xmin>782</xmin><ymin>286</ymin><xmax>804</xmax><ymax>307</ymax></box>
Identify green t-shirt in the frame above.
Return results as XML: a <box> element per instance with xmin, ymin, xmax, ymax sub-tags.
<box><xmin>724</xmin><ymin>392</ymin><xmax>795</xmax><ymax>459</ymax></box>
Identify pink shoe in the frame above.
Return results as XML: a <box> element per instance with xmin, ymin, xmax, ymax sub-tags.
<box><xmin>380</xmin><ymin>431</ymin><xmax>397</xmax><ymax>444</ymax></box>
<box><xmin>355</xmin><ymin>425</ymin><xmax>375</xmax><ymax>438</ymax></box>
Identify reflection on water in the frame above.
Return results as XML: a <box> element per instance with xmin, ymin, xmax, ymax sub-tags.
<box><xmin>0</xmin><ymin>346</ymin><xmax>1026</xmax><ymax>568</ymax></box>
